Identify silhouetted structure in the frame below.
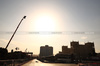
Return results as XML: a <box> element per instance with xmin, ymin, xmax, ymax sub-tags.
<box><xmin>40</xmin><ymin>45</ymin><xmax>53</xmax><ymax>57</ymax></box>
<box><xmin>60</xmin><ymin>41</ymin><xmax>95</xmax><ymax>59</ymax></box>
<box><xmin>6</xmin><ymin>16</ymin><xmax>26</xmax><ymax>49</ymax></box>
<box><xmin>0</xmin><ymin>47</ymin><xmax>8</xmax><ymax>60</ymax></box>
<box><xmin>8</xmin><ymin>51</ymin><xmax>33</xmax><ymax>59</ymax></box>
<box><xmin>55</xmin><ymin>53</ymin><xmax>74</xmax><ymax>63</ymax></box>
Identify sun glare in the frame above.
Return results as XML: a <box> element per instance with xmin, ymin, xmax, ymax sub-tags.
<box><xmin>34</xmin><ymin>15</ymin><xmax>56</xmax><ymax>31</ymax></box>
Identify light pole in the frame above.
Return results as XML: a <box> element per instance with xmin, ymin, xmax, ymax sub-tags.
<box><xmin>5</xmin><ymin>16</ymin><xmax>26</xmax><ymax>49</ymax></box>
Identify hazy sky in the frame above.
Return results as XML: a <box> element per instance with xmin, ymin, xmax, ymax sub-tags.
<box><xmin>0</xmin><ymin>0</ymin><xmax>100</xmax><ymax>55</ymax></box>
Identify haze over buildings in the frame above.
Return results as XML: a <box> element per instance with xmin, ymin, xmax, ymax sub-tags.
<box><xmin>0</xmin><ymin>0</ymin><xmax>100</xmax><ymax>54</ymax></box>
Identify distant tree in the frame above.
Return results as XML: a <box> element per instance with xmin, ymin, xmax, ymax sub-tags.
<box><xmin>11</xmin><ymin>49</ymin><xmax>13</xmax><ymax>53</ymax></box>
<box><xmin>15</xmin><ymin>47</ymin><xmax>19</xmax><ymax>51</ymax></box>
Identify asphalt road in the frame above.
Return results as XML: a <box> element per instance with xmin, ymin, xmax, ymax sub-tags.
<box><xmin>22</xmin><ymin>59</ymin><xmax>78</xmax><ymax>66</ymax></box>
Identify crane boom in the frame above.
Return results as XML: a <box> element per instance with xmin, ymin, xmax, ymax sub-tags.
<box><xmin>5</xmin><ymin>16</ymin><xmax>26</xmax><ymax>49</ymax></box>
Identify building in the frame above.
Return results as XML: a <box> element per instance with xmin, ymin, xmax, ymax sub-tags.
<box><xmin>62</xmin><ymin>46</ymin><xmax>73</xmax><ymax>55</ymax></box>
<box><xmin>8</xmin><ymin>51</ymin><xmax>33</xmax><ymax>59</ymax></box>
<box><xmin>40</xmin><ymin>45</ymin><xmax>53</xmax><ymax>57</ymax></box>
<box><xmin>0</xmin><ymin>47</ymin><xmax>8</xmax><ymax>60</ymax></box>
<box><xmin>60</xmin><ymin>41</ymin><xmax>95</xmax><ymax>59</ymax></box>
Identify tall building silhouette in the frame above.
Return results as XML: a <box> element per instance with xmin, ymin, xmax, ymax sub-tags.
<box><xmin>60</xmin><ymin>41</ymin><xmax>95</xmax><ymax>59</ymax></box>
<box><xmin>40</xmin><ymin>45</ymin><xmax>53</xmax><ymax>57</ymax></box>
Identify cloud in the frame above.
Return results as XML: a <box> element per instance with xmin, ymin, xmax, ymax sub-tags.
<box><xmin>81</xmin><ymin>36</ymin><xmax>87</xmax><ymax>39</ymax></box>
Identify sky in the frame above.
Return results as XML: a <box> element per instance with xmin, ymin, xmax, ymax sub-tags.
<box><xmin>0</xmin><ymin>0</ymin><xmax>100</xmax><ymax>55</ymax></box>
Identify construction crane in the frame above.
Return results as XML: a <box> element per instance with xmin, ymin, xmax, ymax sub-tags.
<box><xmin>5</xmin><ymin>16</ymin><xmax>26</xmax><ymax>49</ymax></box>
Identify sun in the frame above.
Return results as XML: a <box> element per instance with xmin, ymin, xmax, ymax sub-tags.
<box><xmin>34</xmin><ymin>15</ymin><xmax>56</xmax><ymax>31</ymax></box>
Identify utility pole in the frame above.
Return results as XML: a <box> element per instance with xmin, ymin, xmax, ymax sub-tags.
<box><xmin>5</xmin><ymin>16</ymin><xmax>26</xmax><ymax>49</ymax></box>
